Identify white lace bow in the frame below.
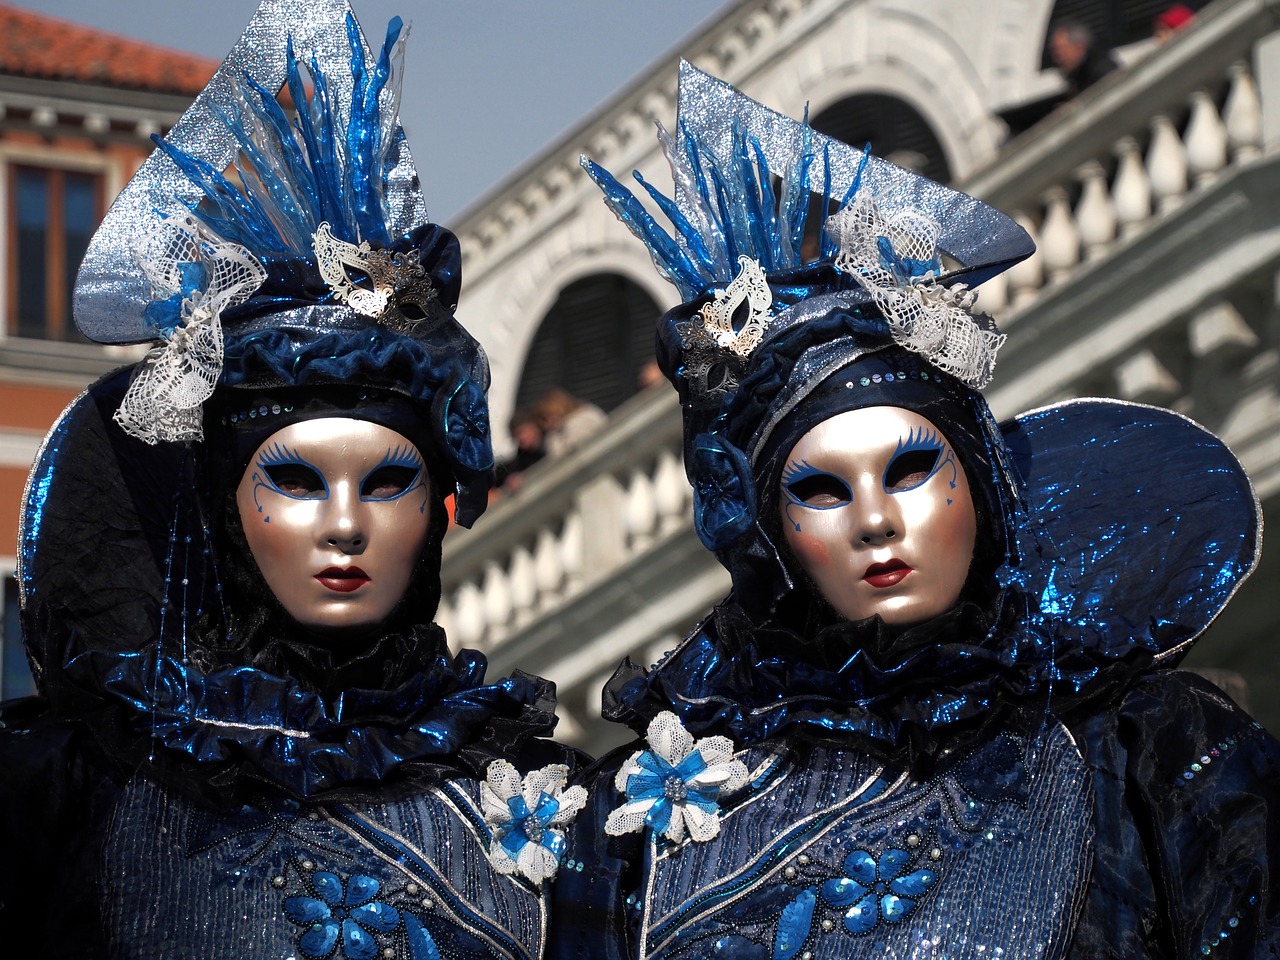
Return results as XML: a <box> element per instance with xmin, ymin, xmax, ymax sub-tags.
<box><xmin>114</xmin><ymin>214</ymin><xmax>266</xmax><ymax>444</ymax></box>
<box><xmin>826</xmin><ymin>192</ymin><xmax>1004</xmax><ymax>389</ymax></box>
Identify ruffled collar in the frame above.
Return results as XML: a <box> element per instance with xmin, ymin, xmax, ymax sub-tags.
<box><xmin>60</xmin><ymin>623</ymin><xmax>557</xmax><ymax>805</ymax></box>
<box><xmin>603</xmin><ymin>588</ymin><xmax>1154</xmax><ymax>769</ymax></box>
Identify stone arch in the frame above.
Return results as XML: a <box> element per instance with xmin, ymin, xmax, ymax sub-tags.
<box><xmin>467</xmin><ymin>217</ymin><xmax>677</xmax><ymax>450</ymax></box>
<box><xmin>514</xmin><ymin>271</ymin><xmax>663</xmax><ymax>418</ymax></box>
<box><xmin>809</xmin><ymin>92</ymin><xmax>952</xmax><ymax>185</ymax></box>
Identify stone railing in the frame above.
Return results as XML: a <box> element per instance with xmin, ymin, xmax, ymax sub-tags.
<box><xmin>440</xmin><ymin>0</ymin><xmax>1280</xmax><ymax>658</ymax></box>
<box><xmin>964</xmin><ymin>0</ymin><xmax>1277</xmax><ymax>318</ymax></box>
<box><xmin>438</xmin><ymin>387</ymin><xmax>687</xmax><ymax>651</ymax></box>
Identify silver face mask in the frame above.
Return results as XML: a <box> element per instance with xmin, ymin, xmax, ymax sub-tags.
<box><xmin>236</xmin><ymin>418</ymin><xmax>431</xmax><ymax>634</ymax></box>
<box><xmin>778</xmin><ymin>406</ymin><xmax>977</xmax><ymax>627</ymax></box>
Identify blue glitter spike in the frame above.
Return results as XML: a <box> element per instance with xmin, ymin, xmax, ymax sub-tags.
<box><xmin>748</xmin><ymin>136</ymin><xmax>781</xmax><ymax>265</ymax></box>
<box><xmin>581</xmin><ymin>157</ymin><xmax>702</xmax><ymax>299</ymax></box>
<box><xmin>151</xmin><ymin>135</ymin><xmax>284</xmax><ymax>252</ymax></box>
<box><xmin>241</xmin><ymin>72</ymin><xmax>321</xmax><ymax>237</ymax></box>
<box><xmin>734</xmin><ymin>130</ymin><xmax>773</xmax><ymax>271</ymax></box>
<box><xmin>783</xmin><ymin>114</ymin><xmax>815</xmax><ymax>264</ymax></box>
<box><xmin>633</xmin><ymin>170</ymin><xmax>716</xmax><ymax>281</ymax></box>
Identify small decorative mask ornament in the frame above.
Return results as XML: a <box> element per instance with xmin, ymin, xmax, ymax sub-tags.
<box><xmin>676</xmin><ymin>255</ymin><xmax>772</xmax><ymax>402</ymax></box>
<box><xmin>313</xmin><ymin>221</ymin><xmax>440</xmax><ymax>332</ymax></box>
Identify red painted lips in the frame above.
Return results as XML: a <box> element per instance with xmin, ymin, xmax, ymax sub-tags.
<box><xmin>862</xmin><ymin>559</ymin><xmax>912</xmax><ymax>588</ymax></box>
<box><xmin>315</xmin><ymin>567</ymin><xmax>370</xmax><ymax>593</ymax></box>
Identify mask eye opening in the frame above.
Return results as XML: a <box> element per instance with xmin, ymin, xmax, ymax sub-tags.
<box><xmin>884</xmin><ymin>449</ymin><xmax>940</xmax><ymax>491</ymax></box>
<box><xmin>264</xmin><ymin>462</ymin><xmax>326</xmax><ymax>498</ymax></box>
<box><xmin>785</xmin><ymin>473</ymin><xmax>852</xmax><ymax>507</ymax></box>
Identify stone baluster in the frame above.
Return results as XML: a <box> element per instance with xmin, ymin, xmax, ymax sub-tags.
<box><xmin>1074</xmin><ymin>160</ymin><xmax>1116</xmax><ymax>260</ymax></box>
<box><xmin>481</xmin><ymin>560</ymin><xmax>513</xmax><ymax>641</ymax></box>
<box><xmin>653</xmin><ymin>448</ymin><xmax>688</xmax><ymax>535</ymax></box>
<box><xmin>533</xmin><ymin>527</ymin><xmax>564</xmax><ymax>612</ymax></box>
<box><xmin>1184</xmin><ymin>89</ymin><xmax>1229</xmax><ymax>186</ymax></box>
<box><xmin>1006</xmin><ymin>211</ymin><xmax>1044</xmax><ymax>307</ymax></box>
<box><xmin>1147</xmin><ymin>114</ymin><xmax>1189</xmax><ymax>213</ymax></box>
<box><xmin>624</xmin><ymin>465</ymin><xmax>659</xmax><ymax>553</ymax></box>
<box><xmin>1111</xmin><ymin>136</ymin><xmax>1152</xmax><ymax>238</ymax></box>
<box><xmin>450</xmin><ymin>581</ymin><xmax>487</xmax><ymax>650</ymax></box>
<box><xmin>1114</xmin><ymin>349</ymin><xmax>1181</xmax><ymax>405</ymax></box>
<box><xmin>560</xmin><ymin>511</ymin><xmax>586</xmax><ymax>594</ymax></box>
<box><xmin>975</xmin><ymin>271</ymin><xmax>1008</xmax><ymax>317</ymax></box>
<box><xmin>1222</xmin><ymin>61</ymin><xmax>1263</xmax><ymax>163</ymax></box>
<box><xmin>1038</xmin><ymin>186</ymin><xmax>1080</xmax><ymax>284</ymax></box>
<box><xmin>434</xmin><ymin>596</ymin><xmax>454</xmax><ymax>647</ymax></box>
<box><xmin>508</xmin><ymin>545</ymin><xmax>539</xmax><ymax>629</ymax></box>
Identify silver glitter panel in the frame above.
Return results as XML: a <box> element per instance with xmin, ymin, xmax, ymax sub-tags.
<box><xmin>674</xmin><ymin>62</ymin><xmax>1032</xmax><ymax>286</ymax></box>
<box><xmin>75</xmin><ymin>0</ymin><xmax>428</xmax><ymax>344</ymax></box>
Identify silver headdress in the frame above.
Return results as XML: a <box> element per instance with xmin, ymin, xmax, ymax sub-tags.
<box><xmin>72</xmin><ymin>0</ymin><xmax>493</xmax><ymax>523</ymax></box>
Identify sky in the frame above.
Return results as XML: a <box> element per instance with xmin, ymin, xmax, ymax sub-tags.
<box><xmin>17</xmin><ymin>0</ymin><xmax>728</xmax><ymax>222</ymax></box>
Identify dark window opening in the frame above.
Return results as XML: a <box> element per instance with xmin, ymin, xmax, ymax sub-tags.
<box><xmin>9</xmin><ymin>165</ymin><xmax>102</xmax><ymax>341</ymax></box>
<box><xmin>515</xmin><ymin>274</ymin><xmax>661</xmax><ymax>415</ymax></box>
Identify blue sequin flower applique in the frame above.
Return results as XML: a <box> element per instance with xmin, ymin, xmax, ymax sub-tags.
<box><xmin>284</xmin><ymin>871</ymin><xmax>401</xmax><ymax>959</ymax></box>
<box><xmin>481</xmin><ymin>760</ymin><xmax>587</xmax><ymax>884</ymax></box>
<box><xmin>820</xmin><ymin>847</ymin><xmax>939</xmax><ymax>935</ymax></box>
<box><xmin>606</xmin><ymin>710</ymin><xmax>749</xmax><ymax>843</ymax></box>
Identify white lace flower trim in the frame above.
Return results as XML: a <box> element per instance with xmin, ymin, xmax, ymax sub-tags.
<box><xmin>114</xmin><ymin>214</ymin><xmax>266</xmax><ymax>444</ymax></box>
<box><xmin>605</xmin><ymin>711</ymin><xmax>749</xmax><ymax>844</ymax></box>
<box><xmin>826</xmin><ymin>193</ymin><xmax>1004</xmax><ymax>389</ymax></box>
<box><xmin>676</xmin><ymin>256</ymin><xmax>772</xmax><ymax>401</ymax></box>
<box><xmin>480</xmin><ymin>760</ymin><xmax>586</xmax><ymax>885</ymax></box>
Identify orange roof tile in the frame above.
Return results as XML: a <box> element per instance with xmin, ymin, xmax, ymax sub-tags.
<box><xmin>0</xmin><ymin>4</ymin><xmax>217</xmax><ymax>96</ymax></box>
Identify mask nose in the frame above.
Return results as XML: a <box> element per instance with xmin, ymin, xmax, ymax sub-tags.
<box><xmin>856</xmin><ymin>493</ymin><xmax>899</xmax><ymax>545</ymax></box>
<box><xmin>323</xmin><ymin>482</ymin><xmax>366</xmax><ymax>554</ymax></box>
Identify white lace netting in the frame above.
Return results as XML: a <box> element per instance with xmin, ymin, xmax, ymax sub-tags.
<box><xmin>114</xmin><ymin>214</ymin><xmax>266</xmax><ymax>444</ymax></box>
<box><xmin>826</xmin><ymin>193</ymin><xmax>1005</xmax><ymax>389</ymax></box>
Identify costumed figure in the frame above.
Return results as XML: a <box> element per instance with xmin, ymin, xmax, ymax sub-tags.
<box><xmin>0</xmin><ymin>2</ymin><xmax>584</xmax><ymax>956</ymax></box>
<box><xmin>550</xmin><ymin>63</ymin><xmax>1279</xmax><ymax>960</ymax></box>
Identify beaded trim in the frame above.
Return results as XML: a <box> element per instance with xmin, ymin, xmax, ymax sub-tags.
<box><xmin>1172</xmin><ymin>721</ymin><xmax>1265</xmax><ymax>788</ymax></box>
<box><xmin>1199</xmin><ymin>894</ymin><xmax>1258</xmax><ymax>955</ymax></box>
<box><xmin>841</xmin><ymin>368</ymin><xmax>936</xmax><ymax>390</ymax></box>
<box><xmin>223</xmin><ymin>402</ymin><xmax>295</xmax><ymax>426</ymax></box>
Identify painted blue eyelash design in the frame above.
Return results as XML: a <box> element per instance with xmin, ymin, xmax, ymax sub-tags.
<box><xmin>251</xmin><ymin>442</ymin><xmax>328</xmax><ymax>511</ymax></box>
<box><xmin>884</xmin><ymin>426</ymin><xmax>957</xmax><ymax>493</ymax></box>
<box><xmin>361</xmin><ymin>444</ymin><xmax>427</xmax><ymax>510</ymax></box>
<box><xmin>781</xmin><ymin>459</ymin><xmax>852</xmax><ymax>508</ymax></box>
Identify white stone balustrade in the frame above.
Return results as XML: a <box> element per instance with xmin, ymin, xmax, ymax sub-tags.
<box><xmin>440</xmin><ymin>387</ymin><xmax>686</xmax><ymax>649</ymax></box>
<box><xmin>965</xmin><ymin>2</ymin><xmax>1270</xmax><ymax>315</ymax></box>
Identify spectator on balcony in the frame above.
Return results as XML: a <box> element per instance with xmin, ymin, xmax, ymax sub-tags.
<box><xmin>1048</xmin><ymin>19</ymin><xmax>1119</xmax><ymax>97</ymax></box>
<box><xmin>1154</xmin><ymin>4</ymin><xmax>1196</xmax><ymax>43</ymax></box>
<box><xmin>497</xmin><ymin>408</ymin><xmax>547</xmax><ymax>493</ymax></box>
<box><xmin>535</xmin><ymin>386</ymin><xmax>607</xmax><ymax>457</ymax></box>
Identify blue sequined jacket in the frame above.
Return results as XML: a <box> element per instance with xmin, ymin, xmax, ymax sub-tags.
<box><xmin>550</xmin><ymin>663</ymin><xmax>1280</xmax><ymax>960</ymax></box>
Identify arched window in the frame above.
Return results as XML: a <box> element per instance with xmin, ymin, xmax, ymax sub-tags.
<box><xmin>515</xmin><ymin>273</ymin><xmax>661</xmax><ymax>415</ymax></box>
<box><xmin>810</xmin><ymin>94</ymin><xmax>951</xmax><ymax>185</ymax></box>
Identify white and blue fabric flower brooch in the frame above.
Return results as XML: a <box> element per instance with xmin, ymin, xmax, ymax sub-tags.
<box><xmin>481</xmin><ymin>761</ymin><xmax>586</xmax><ymax>885</ymax></box>
<box><xmin>606</xmin><ymin>711</ymin><xmax>749</xmax><ymax>844</ymax></box>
